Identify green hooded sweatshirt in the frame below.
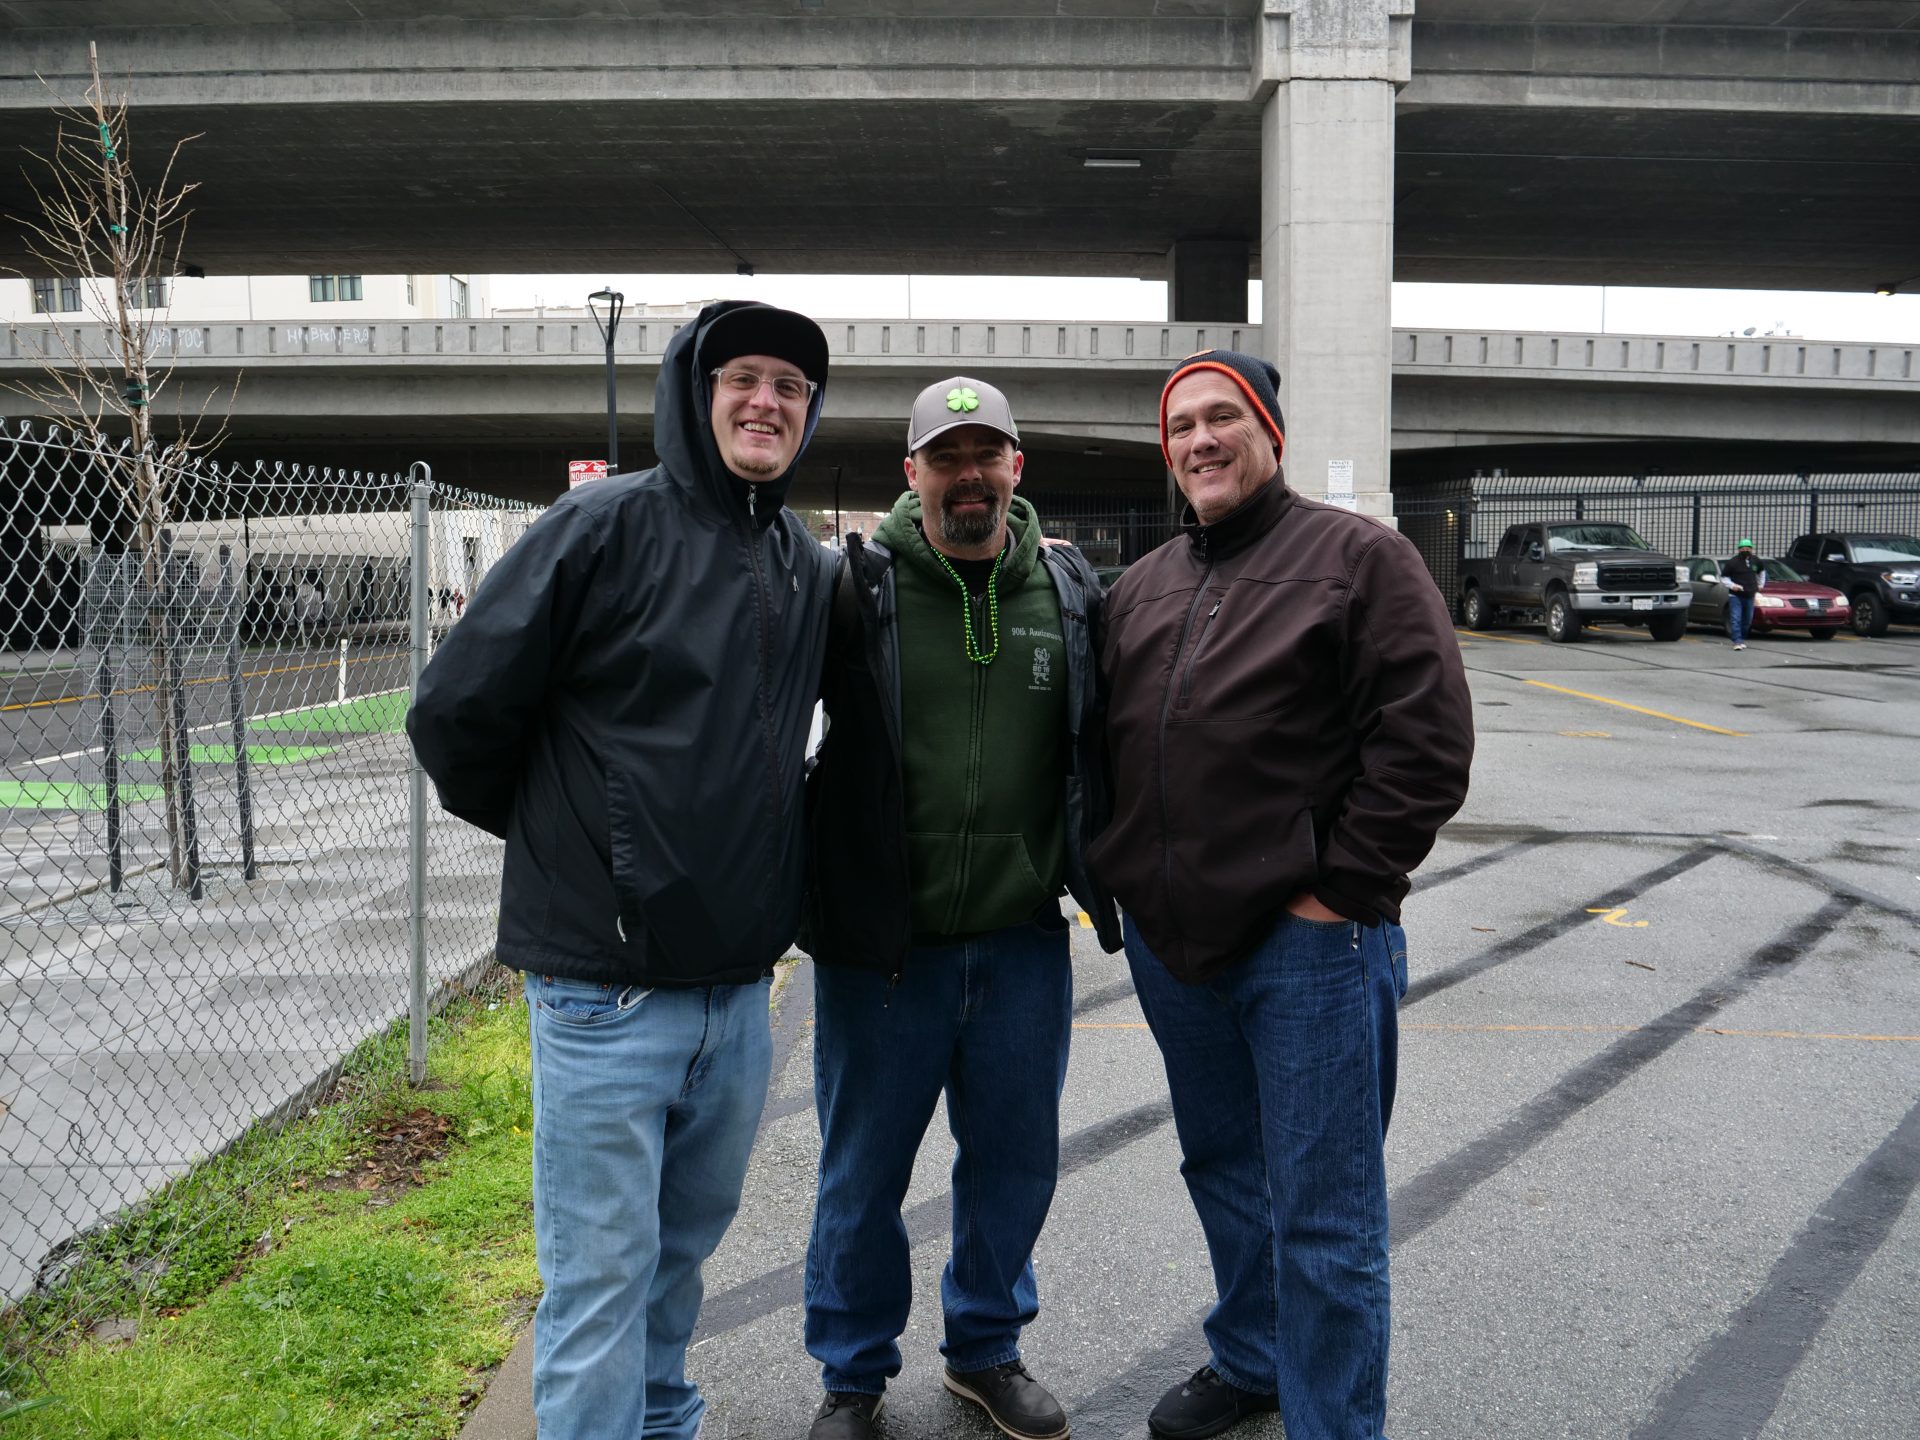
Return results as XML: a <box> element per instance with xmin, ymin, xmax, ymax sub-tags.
<box><xmin>875</xmin><ymin>492</ymin><xmax>1070</xmax><ymax>939</ymax></box>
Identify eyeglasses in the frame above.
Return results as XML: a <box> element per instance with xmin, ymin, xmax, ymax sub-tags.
<box><xmin>710</xmin><ymin>367</ymin><xmax>817</xmax><ymax>405</ymax></box>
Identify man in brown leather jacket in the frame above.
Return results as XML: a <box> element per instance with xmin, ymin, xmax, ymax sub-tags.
<box><xmin>1090</xmin><ymin>349</ymin><xmax>1473</xmax><ymax>1440</ymax></box>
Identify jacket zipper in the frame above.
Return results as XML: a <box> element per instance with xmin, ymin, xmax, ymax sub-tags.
<box><xmin>743</xmin><ymin>484</ymin><xmax>784</xmax><ymax>895</ymax></box>
<box><xmin>1177</xmin><ymin>597</ymin><xmax>1223</xmax><ymax>708</ymax></box>
<box><xmin>947</xmin><ymin>595</ymin><xmax>991</xmax><ymax>935</ymax></box>
<box><xmin>1158</xmin><ymin>563</ymin><xmax>1214</xmax><ymax>934</ymax></box>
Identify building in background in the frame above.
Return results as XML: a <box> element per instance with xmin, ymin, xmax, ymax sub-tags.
<box><xmin>0</xmin><ymin>272</ymin><xmax>492</xmax><ymax>325</ymax></box>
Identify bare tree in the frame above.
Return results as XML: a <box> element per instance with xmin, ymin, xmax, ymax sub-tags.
<box><xmin>6</xmin><ymin>43</ymin><xmax>227</xmax><ymax>893</ymax></box>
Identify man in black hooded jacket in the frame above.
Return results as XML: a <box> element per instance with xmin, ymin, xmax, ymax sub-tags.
<box><xmin>408</xmin><ymin>301</ymin><xmax>836</xmax><ymax>1440</ymax></box>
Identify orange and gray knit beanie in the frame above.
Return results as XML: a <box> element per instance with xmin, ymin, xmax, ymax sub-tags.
<box><xmin>1158</xmin><ymin>349</ymin><xmax>1285</xmax><ymax>467</ymax></box>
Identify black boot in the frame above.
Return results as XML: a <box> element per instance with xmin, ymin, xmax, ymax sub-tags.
<box><xmin>808</xmin><ymin>1390</ymin><xmax>885</xmax><ymax>1440</ymax></box>
<box><xmin>1147</xmin><ymin>1365</ymin><xmax>1280</xmax><ymax>1439</ymax></box>
<box><xmin>943</xmin><ymin>1360</ymin><xmax>1070</xmax><ymax>1439</ymax></box>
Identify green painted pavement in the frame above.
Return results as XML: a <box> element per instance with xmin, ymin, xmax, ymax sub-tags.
<box><xmin>0</xmin><ymin>781</ymin><xmax>166</xmax><ymax>811</ymax></box>
<box><xmin>254</xmin><ymin>692</ymin><xmax>407</xmax><ymax>735</ymax></box>
<box><xmin>123</xmin><ymin>744</ymin><xmax>338</xmax><ymax>766</ymax></box>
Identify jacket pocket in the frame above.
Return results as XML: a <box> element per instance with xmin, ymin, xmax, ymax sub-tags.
<box><xmin>908</xmin><ymin>831</ymin><xmax>1052</xmax><ymax>936</ymax></box>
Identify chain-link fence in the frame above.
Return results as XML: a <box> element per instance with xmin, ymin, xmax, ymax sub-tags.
<box><xmin>0</xmin><ymin>418</ymin><xmax>538</xmax><ymax>1390</ymax></box>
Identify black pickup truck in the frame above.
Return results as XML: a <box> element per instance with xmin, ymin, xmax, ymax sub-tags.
<box><xmin>1783</xmin><ymin>532</ymin><xmax>1920</xmax><ymax>637</ymax></box>
<box><xmin>1458</xmin><ymin>521</ymin><xmax>1691</xmax><ymax>643</ymax></box>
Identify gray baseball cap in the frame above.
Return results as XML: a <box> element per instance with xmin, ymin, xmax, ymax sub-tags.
<box><xmin>908</xmin><ymin>376</ymin><xmax>1019</xmax><ymax>453</ymax></box>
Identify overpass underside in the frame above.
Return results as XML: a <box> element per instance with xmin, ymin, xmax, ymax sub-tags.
<box><xmin>3</xmin><ymin>3</ymin><xmax>1919</xmax><ymax>526</ymax></box>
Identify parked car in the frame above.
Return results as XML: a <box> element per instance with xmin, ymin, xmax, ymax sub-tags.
<box><xmin>1458</xmin><ymin>521</ymin><xmax>1689</xmax><ymax>642</ymax></box>
<box><xmin>1783</xmin><ymin>532</ymin><xmax>1920</xmax><ymax>636</ymax></box>
<box><xmin>1683</xmin><ymin>556</ymin><xmax>1848</xmax><ymax>639</ymax></box>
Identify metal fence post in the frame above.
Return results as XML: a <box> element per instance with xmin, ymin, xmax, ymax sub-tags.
<box><xmin>408</xmin><ymin>463</ymin><xmax>433</xmax><ymax>1087</ymax></box>
<box><xmin>218</xmin><ymin>544</ymin><xmax>258</xmax><ymax>881</ymax></box>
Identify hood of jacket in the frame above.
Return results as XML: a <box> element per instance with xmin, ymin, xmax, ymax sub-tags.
<box><xmin>652</xmin><ymin>300</ymin><xmax>826</xmax><ymax>531</ymax></box>
<box><xmin>875</xmin><ymin>490</ymin><xmax>1043</xmax><ymax>589</ymax></box>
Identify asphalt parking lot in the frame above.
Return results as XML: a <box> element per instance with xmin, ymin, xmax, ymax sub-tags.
<box><xmin>473</xmin><ymin>621</ymin><xmax>1920</xmax><ymax>1440</ymax></box>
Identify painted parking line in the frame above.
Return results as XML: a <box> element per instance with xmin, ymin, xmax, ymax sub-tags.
<box><xmin>1455</xmin><ymin>628</ymin><xmax>1541</xmax><ymax>646</ymax></box>
<box><xmin>1523</xmin><ymin>679</ymin><xmax>1747</xmax><ymax>736</ymax></box>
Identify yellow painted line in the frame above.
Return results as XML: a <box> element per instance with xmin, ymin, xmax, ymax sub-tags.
<box><xmin>1455</xmin><ymin>628</ymin><xmax>1540</xmax><ymax>646</ymax></box>
<box><xmin>1523</xmin><ymin>680</ymin><xmax>1746</xmax><ymax>736</ymax></box>
<box><xmin>1586</xmin><ymin>906</ymin><xmax>1649</xmax><ymax>929</ymax></box>
<box><xmin>1405</xmin><ymin>1022</ymin><xmax>1919</xmax><ymax>1044</ymax></box>
<box><xmin>1</xmin><ymin>649</ymin><xmax>406</xmax><ymax>713</ymax></box>
<box><xmin>1075</xmin><ymin>910</ymin><xmax>1092</xmax><ymax>929</ymax></box>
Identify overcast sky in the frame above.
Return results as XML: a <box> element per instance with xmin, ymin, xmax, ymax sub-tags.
<box><xmin>492</xmin><ymin>274</ymin><xmax>1920</xmax><ymax>345</ymax></box>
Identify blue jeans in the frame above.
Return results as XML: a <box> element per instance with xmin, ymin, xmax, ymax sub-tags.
<box><xmin>804</xmin><ymin>915</ymin><xmax>1074</xmax><ymax>1393</ymax></box>
<box><xmin>1125</xmin><ymin>912</ymin><xmax>1408</xmax><ymax>1440</ymax></box>
<box><xmin>525</xmin><ymin>972</ymin><xmax>773</xmax><ymax>1440</ymax></box>
<box><xmin>1728</xmin><ymin>593</ymin><xmax>1756</xmax><ymax>643</ymax></box>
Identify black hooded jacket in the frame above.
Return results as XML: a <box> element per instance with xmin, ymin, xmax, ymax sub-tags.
<box><xmin>406</xmin><ymin>302</ymin><xmax>838</xmax><ymax>987</ymax></box>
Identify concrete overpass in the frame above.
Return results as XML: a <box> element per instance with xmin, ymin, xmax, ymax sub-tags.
<box><xmin>4</xmin><ymin>2</ymin><xmax>1918</xmax><ymax>519</ymax></box>
<box><xmin>5</xmin><ymin>317</ymin><xmax>1915</xmax><ymax>509</ymax></box>
<box><xmin>2</xmin><ymin>3</ymin><xmax>1915</xmax><ymax>292</ymax></box>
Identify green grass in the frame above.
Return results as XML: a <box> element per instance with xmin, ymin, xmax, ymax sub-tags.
<box><xmin>0</xmin><ymin>783</ymin><xmax>166</xmax><ymax>812</ymax></box>
<box><xmin>254</xmin><ymin>693</ymin><xmax>408</xmax><ymax>737</ymax></box>
<box><xmin>121</xmin><ymin>745</ymin><xmax>338</xmax><ymax>767</ymax></box>
<box><xmin>1</xmin><ymin>982</ymin><xmax>538</xmax><ymax>1439</ymax></box>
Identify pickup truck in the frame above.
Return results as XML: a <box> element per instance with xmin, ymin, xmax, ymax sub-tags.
<box><xmin>1782</xmin><ymin>531</ymin><xmax>1920</xmax><ymax>637</ymax></box>
<box><xmin>1458</xmin><ymin>521</ymin><xmax>1691</xmax><ymax>643</ymax></box>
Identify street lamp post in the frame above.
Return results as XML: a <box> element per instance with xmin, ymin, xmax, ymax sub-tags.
<box><xmin>587</xmin><ymin>287</ymin><xmax>625</xmax><ymax>473</ymax></box>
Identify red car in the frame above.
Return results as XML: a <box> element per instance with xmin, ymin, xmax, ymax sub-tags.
<box><xmin>1684</xmin><ymin>557</ymin><xmax>1851</xmax><ymax>638</ymax></box>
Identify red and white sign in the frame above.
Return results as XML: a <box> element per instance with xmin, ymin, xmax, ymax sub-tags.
<box><xmin>569</xmin><ymin>460</ymin><xmax>609</xmax><ymax>487</ymax></box>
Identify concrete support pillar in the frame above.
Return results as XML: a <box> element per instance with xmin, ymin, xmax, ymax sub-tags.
<box><xmin>1167</xmin><ymin>239</ymin><xmax>1250</xmax><ymax>323</ymax></box>
<box><xmin>1256</xmin><ymin>0</ymin><xmax>1411</xmax><ymax>519</ymax></box>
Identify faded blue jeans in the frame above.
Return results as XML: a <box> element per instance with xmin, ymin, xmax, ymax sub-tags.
<box><xmin>525</xmin><ymin>972</ymin><xmax>773</xmax><ymax>1440</ymax></box>
<box><xmin>1125</xmin><ymin>912</ymin><xmax>1408</xmax><ymax>1440</ymax></box>
<box><xmin>804</xmin><ymin>914</ymin><xmax>1074</xmax><ymax>1393</ymax></box>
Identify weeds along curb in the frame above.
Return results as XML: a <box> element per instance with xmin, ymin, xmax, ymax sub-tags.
<box><xmin>0</xmin><ymin>957</ymin><xmax>519</xmax><ymax>1414</ymax></box>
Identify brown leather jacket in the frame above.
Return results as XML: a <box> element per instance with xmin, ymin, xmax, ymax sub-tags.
<box><xmin>1089</xmin><ymin>476</ymin><xmax>1474</xmax><ymax>981</ymax></box>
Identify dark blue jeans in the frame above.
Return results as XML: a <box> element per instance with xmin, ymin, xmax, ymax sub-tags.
<box><xmin>804</xmin><ymin>915</ymin><xmax>1074</xmax><ymax>1393</ymax></box>
<box><xmin>1126</xmin><ymin>912</ymin><xmax>1409</xmax><ymax>1440</ymax></box>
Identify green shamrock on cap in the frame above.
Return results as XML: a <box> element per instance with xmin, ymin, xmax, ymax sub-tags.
<box><xmin>946</xmin><ymin>387</ymin><xmax>980</xmax><ymax>413</ymax></box>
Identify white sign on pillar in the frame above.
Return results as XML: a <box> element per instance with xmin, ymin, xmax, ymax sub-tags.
<box><xmin>1326</xmin><ymin>458</ymin><xmax>1357</xmax><ymax>511</ymax></box>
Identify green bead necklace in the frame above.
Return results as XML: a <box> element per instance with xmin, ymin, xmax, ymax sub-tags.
<box><xmin>933</xmin><ymin>548</ymin><xmax>1003</xmax><ymax>665</ymax></box>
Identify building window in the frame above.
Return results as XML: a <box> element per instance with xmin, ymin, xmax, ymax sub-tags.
<box><xmin>122</xmin><ymin>277</ymin><xmax>169</xmax><ymax>310</ymax></box>
<box><xmin>31</xmin><ymin>278</ymin><xmax>83</xmax><ymax>313</ymax></box>
<box><xmin>405</xmin><ymin>274</ymin><xmax>416</xmax><ymax>306</ymax></box>
<box><xmin>449</xmin><ymin>276</ymin><xmax>469</xmax><ymax>318</ymax></box>
<box><xmin>308</xmin><ymin>274</ymin><xmax>363</xmax><ymax>303</ymax></box>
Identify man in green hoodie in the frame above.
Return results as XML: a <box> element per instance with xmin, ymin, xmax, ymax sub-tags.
<box><xmin>800</xmin><ymin>377</ymin><xmax>1120</xmax><ymax>1440</ymax></box>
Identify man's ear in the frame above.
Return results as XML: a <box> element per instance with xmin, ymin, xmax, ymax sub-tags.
<box><xmin>903</xmin><ymin>454</ymin><xmax>920</xmax><ymax>491</ymax></box>
<box><xmin>1009</xmin><ymin>449</ymin><xmax>1025</xmax><ymax>489</ymax></box>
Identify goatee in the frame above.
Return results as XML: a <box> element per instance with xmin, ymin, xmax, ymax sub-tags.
<box><xmin>936</xmin><ymin>493</ymin><xmax>1004</xmax><ymax>550</ymax></box>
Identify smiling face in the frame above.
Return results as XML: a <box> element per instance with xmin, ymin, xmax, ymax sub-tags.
<box><xmin>905</xmin><ymin>424</ymin><xmax>1024</xmax><ymax>559</ymax></box>
<box><xmin>1163</xmin><ymin>369</ymin><xmax>1282</xmax><ymax>525</ymax></box>
<box><xmin>709</xmin><ymin>353</ymin><xmax>811</xmax><ymax>481</ymax></box>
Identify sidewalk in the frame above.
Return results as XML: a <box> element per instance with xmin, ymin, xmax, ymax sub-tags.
<box><xmin>0</xmin><ymin>728</ymin><xmax>501</xmax><ymax>1304</ymax></box>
